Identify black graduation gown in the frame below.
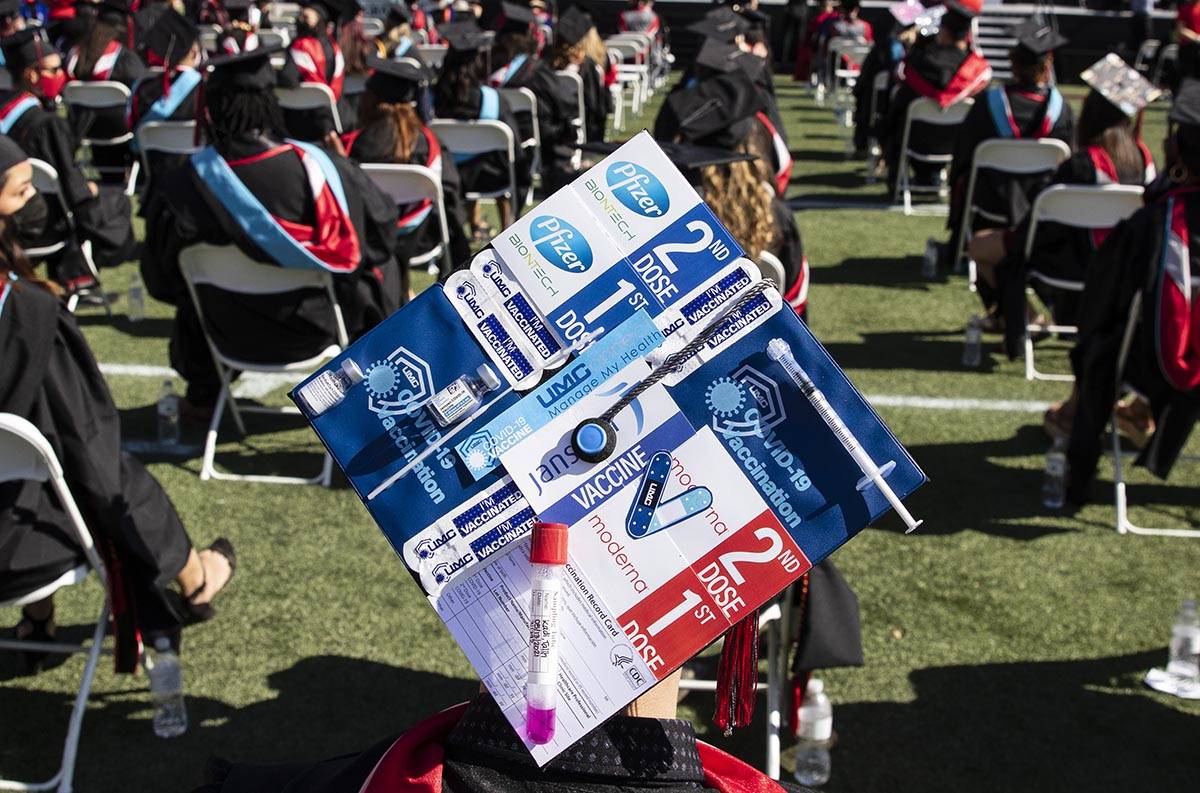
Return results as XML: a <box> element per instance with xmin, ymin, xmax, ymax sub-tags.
<box><xmin>770</xmin><ymin>194</ymin><xmax>806</xmax><ymax>302</ymax></box>
<box><xmin>67</xmin><ymin>44</ymin><xmax>147</xmax><ymax>180</ymax></box>
<box><xmin>435</xmin><ymin>86</ymin><xmax>533</xmax><ymax>208</ymax></box>
<box><xmin>128</xmin><ymin>69</ymin><xmax>202</xmax><ymax>201</ymax></box>
<box><xmin>0</xmin><ymin>278</ymin><xmax>192</xmax><ymax>637</ymax></box>
<box><xmin>140</xmin><ymin>135</ymin><xmax>402</xmax><ymax>406</ymax></box>
<box><xmin>0</xmin><ymin>89</ymin><xmax>137</xmax><ymax>283</ymax></box>
<box><xmin>492</xmin><ymin>55</ymin><xmax>577</xmax><ymax>190</ymax></box>
<box><xmin>947</xmin><ymin>83</ymin><xmax>1075</xmax><ymax>244</ymax></box>
<box><xmin>1066</xmin><ymin>187</ymin><xmax>1200</xmax><ymax>503</ymax></box>
<box><xmin>852</xmin><ymin>35</ymin><xmax>904</xmax><ymax>151</ymax></box>
<box><xmin>346</xmin><ymin>120</ymin><xmax>472</xmax><ymax>275</ymax></box>
<box><xmin>578</xmin><ymin>56</ymin><xmax>610</xmax><ymax>144</ymax></box>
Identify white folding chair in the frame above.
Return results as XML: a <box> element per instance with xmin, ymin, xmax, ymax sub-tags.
<box><xmin>678</xmin><ymin>585</ymin><xmax>794</xmax><ymax>780</ymax></box>
<box><xmin>198</xmin><ymin>27</ymin><xmax>219</xmax><ymax>55</ymax></box>
<box><xmin>178</xmin><ymin>244</ymin><xmax>347</xmax><ymax>486</ymax></box>
<box><xmin>360</xmin><ymin>163</ymin><xmax>453</xmax><ymax>277</ymax></box>
<box><xmin>499</xmin><ymin>86</ymin><xmax>541</xmax><ymax>194</ymax></box>
<box><xmin>61</xmin><ymin>81</ymin><xmax>137</xmax><ymax>192</ymax></box>
<box><xmin>0</xmin><ymin>413</ymin><xmax>110</xmax><ymax>793</ymax></box>
<box><xmin>269</xmin><ymin>2</ymin><xmax>301</xmax><ymax>24</ymax></box>
<box><xmin>829</xmin><ymin>40</ymin><xmax>871</xmax><ymax>128</ymax></box>
<box><xmin>275</xmin><ymin>83</ymin><xmax>342</xmax><ymax>134</ymax></box>
<box><xmin>756</xmin><ymin>250</ymin><xmax>786</xmax><ymax>287</ymax></box>
<box><xmin>1108</xmin><ymin>290</ymin><xmax>1200</xmax><ymax>538</ymax></box>
<box><xmin>892</xmin><ymin>97</ymin><xmax>974</xmax><ymax>216</ymax></box>
<box><xmin>1134</xmin><ymin>38</ymin><xmax>1161</xmax><ymax>75</ymax></box>
<box><xmin>957</xmin><ymin>138</ymin><xmax>1071</xmax><ymax>289</ymax></box>
<box><xmin>361</xmin><ymin>17</ymin><xmax>384</xmax><ymax>38</ymax></box>
<box><xmin>1021</xmin><ymin>184</ymin><xmax>1144</xmax><ymax>381</ymax></box>
<box><xmin>553</xmin><ymin>69</ymin><xmax>586</xmax><ymax>168</ymax></box>
<box><xmin>25</xmin><ymin>159</ymin><xmax>108</xmax><ymax>317</ymax></box>
<box><xmin>415</xmin><ymin>44</ymin><xmax>448</xmax><ymax>72</ymax></box>
<box><xmin>428</xmin><ymin>119</ymin><xmax>518</xmax><ymax>218</ymax></box>
<box><xmin>257</xmin><ymin>28</ymin><xmax>291</xmax><ymax>49</ymax></box>
<box><xmin>134</xmin><ymin>120</ymin><xmax>200</xmax><ymax>197</ymax></box>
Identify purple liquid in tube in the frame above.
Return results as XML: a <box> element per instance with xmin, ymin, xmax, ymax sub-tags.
<box><xmin>526</xmin><ymin>704</ymin><xmax>556</xmax><ymax>744</ymax></box>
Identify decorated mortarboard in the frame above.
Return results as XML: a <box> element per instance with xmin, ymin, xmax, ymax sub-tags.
<box><xmin>663</xmin><ymin>71</ymin><xmax>768</xmax><ymax>150</ymax></box>
<box><xmin>1169</xmin><ymin>78</ymin><xmax>1200</xmax><ymax>128</ymax></box>
<box><xmin>686</xmin><ymin>7</ymin><xmax>750</xmax><ymax>43</ymax></box>
<box><xmin>1010</xmin><ymin>17</ymin><xmax>1068</xmax><ymax>58</ymax></box>
<box><xmin>205</xmin><ymin>43</ymin><xmax>284</xmax><ymax>91</ymax></box>
<box><xmin>144</xmin><ymin>8</ymin><xmax>200</xmax><ymax>64</ymax></box>
<box><xmin>365</xmin><ymin>53</ymin><xmax>426</xmax><ymax>103</ymax></box>
<box><xmin>889</xmin><ymin>0</ymin><xmax>925</xmax><ymax>26</ymax></box>
<box><xmin>0</xmin><ymin>26</ymin><xmax>56</xmax><ymax>71</ymax></box>
<box><xmin>440</xmin><ymin>20</ymin><xmax>488</xmax><ymax>51</ymax></box>
<box><xmin>555</xmin><ymin>5</ymin><xmax>593</xmax><ymax>47</ymax></box>
<box><xmin>0</xmin><ymin>134</ymin><xmax>28</xmax><ymax>175</ymax></box>
<box><xmin>499</xmin><ymin>1</ymin><xmax>537</xmax><ymax>28</ymax></box>
<box><xmin>1081</xmin><ymin>53</ymin><xmax>1161</xmax><ymax>118</ymax></box>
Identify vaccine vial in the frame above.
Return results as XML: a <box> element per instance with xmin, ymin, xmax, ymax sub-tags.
<box><xmin>296</xmin><ymin>359</ymin><xmax>364</xmax><ymax>415</ymax></box>
<box><xmin>428</xmin><ymin>364</ymin><xmax>501</xmax><ymax>427</ymax></box>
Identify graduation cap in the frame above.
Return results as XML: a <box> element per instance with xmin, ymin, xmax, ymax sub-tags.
<box><xmin>0</xmin><ymin>27</ymin><xmax>56</xmax><ymax>74</ymax></box>
<box><xmin>555</xmin><ymin>6</ymin><xmax>593</xmax><ymax>47</ymax></box>
<box><xmin>98</xmin><ymin>0</ymin><xmax>135</xmax><ymax>18</ymax></box>
<box><xmin>145</xmin><ymin>8</ymin><xmax>200</xmax><ymax>66</ymax></box>
<box><xmin>695</xmin><ymin>38</ymin><xmax>765</xmax><ymax>81</ymax></box>
<box><xmin>0</xmin><ymin>134</ymin><xmax>27</xmax><ymax>176</ymax></box>
<box><xmin>0</xmin><ymin>0</ymin><xmax>22</xmax><ymax>19</ymax></box>
<box><xmin>223</xmin><ymin>0</ymin><xmax>253</xmax><ymax>16</ymax></box>
<box><xmin>686</xmin><ymin>8</ymin><xmax>750</xmax><ymax>43</ymax></box>
<box><xmin>365</xmin><ymin>53</ymin><xmax>426</xmax><ymax>103</ymax></box>
<box><xmin>385</xmin><ymin>1</ymin><xmax>411</xmax><ymax>26</ymax></box>
<box><xmin>888</xmin><ymin>0</ymin><xmax>925</xmax><ymax>27</ymax></box>
<box><xmin>303</xmin><ymin>0</ymin><xmax>357</xmax><ymax>23</ymax></box>
<box><xmin>498</xmin><ymin>1</ymin><xmax>537</xmax><ymax>29</ymax></box>
<box><xmin>1081</xmin><ymin>53</ymin><xmax>1161</xmax><ymax>119</ymax></box>
<box><xmin>662</xmin><ymin>71</ymin><xmax>767</xmax><ymax>150</ymax></box>
<box><xmin>440</xmin><ymin>20</ymin><xmax>488</xmax><ymax>52</ymax></box>
<box><xmin>205</xmin><ymin>44</ymin><xmax>284</xmax><ymax>92</ymax></box>
<box><xmin>1170</xmin><ymin>78</ymin><xmax>1200</xmax><ymax>129</ymax></box>
<box><xmin>1010</xmin><ymin>17</ymin><xmax>1068</xmax><ymax>61</ymax></box>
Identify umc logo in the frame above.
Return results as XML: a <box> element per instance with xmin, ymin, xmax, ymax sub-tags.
<box><xmin>459</xmin><ymin>428</ymin><xmax>497</xmax><ymax>472</ymax></box>
<box><xmin>364</xmin><ymin>346</ymin><xmax>434</xmax><ymax>418</ymax></box>
<box><xmin>605</xmin><ymin>161</ymin><xmax>669</xmax><ymax>218</ymax></box>
<box><xmin>454</xmin><ymin>280</ymin><xmax>486</xmax><ymax>320</ymax></box>
<box><xmin>705</xmin><ymin>365</ymin><xmax>786</xmax><ymax>438</ymax></box>
<box><xmin>530</xmin><ymin>215</ymin><xmax>592</xmax><ymax>273</ymax></box>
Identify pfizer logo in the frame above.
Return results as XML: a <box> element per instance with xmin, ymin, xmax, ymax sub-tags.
<box><xmin>605</xmin><ymin>161</ymin><xmax>669</xmax><ymax>218</ymax></box>
<box><xmin>530</xmin><ymin>215</ymin><xmax>592</xmax><ymax>273</ymax></box>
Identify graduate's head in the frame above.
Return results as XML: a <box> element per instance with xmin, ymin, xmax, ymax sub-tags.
<box><xmin>0</xmin><ymin>137</ymin><xmax>34</xmax><ymax>218</ymax></box>
<box><xmin>360</xmin><ymin>55</ymin><xmax>427</xmax><ymax>159</ymax></box>
<box><xmin>299</xmin><ymin>0</ymin><xmax>353</xmax><ymax>37</ymax></box>
<box><xmin>550</xmin><ymin>6</ymin><xmax>591</xmax><ymax>70</ymax></box>
<box><xmin>0</xmin><ymin>0</ymin><xmax>25</xmax><ymax>38</ymax></box>
<box><xmin>1168</xmin><ymin>80</ymin><xmax>1200</xmax><ymax>180</ymax></box>
<box><xmin>0</xmin><ymin>134</ymin><xmax>53</xmax><ymax>294</ymax></box>
<box><xmin>1</xmin><ymin>27</ymin><xmax>67</xmax><ymax>102</ymax></box>
<box><xmin>145</xmin><ymin>8</ymin><xmax>202</xmax><ymax>70</ymax></box>
<box><xmin>494</xmin><ymin>3</ymin><xmax>537</xmax><ymax>61</ymax></box>
<box><xmin>384</xmin><ymin>1</ymin><xmax>412</xmax><ymax>39</ymax></box>
<box><xmin>203</xmin><ymin>46</ymin><xmax>286</xmax><ymax>146</ymax></box>
<box><xmin>1008</xmin><ymin>19</ymin><xmax>1065</xmax><ymax>86</ymax></box>
<box><xmin>435</xmin><ymin>20</ymin><xmax>487</xmax><ymax>113</ymax></box>
<box><xmin>840</xmin><ymin>0</ymin><xmax>861</xmax><ymax>18</ymax></box>
<box><xmin>1078</xmin><ymin>55</ymin><xmax>1159</xmax><ymax>182</ymax></box>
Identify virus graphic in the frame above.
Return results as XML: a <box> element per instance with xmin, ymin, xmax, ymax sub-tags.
<box><xmin>464</xmin><ymin>447</ymin><xmax>492</xmax><ymax>471</ymax></box>
<box><xmin>365</xmin><ymin>360</ymin><xmax>400</xmax><ymax>399</ymax></box>
<box><xmin>706</xmin><ymin>376</ymin><xmax>746</xmax><ymax>417</ymax></box>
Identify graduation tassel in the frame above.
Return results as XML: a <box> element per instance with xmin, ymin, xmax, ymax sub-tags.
<box><xmin>713</xmin><ymin>607</ymin><xmax>760</xmax><ymax>735</ymax></box>
<box><xmin>787</xmin><ymin>571</ymin><xmax>812</xmax><ymax>737</ymax></box>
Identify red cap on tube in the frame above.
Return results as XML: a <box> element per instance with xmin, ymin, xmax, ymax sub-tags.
<box><xmin>530</xmin><ymin>521</ymin><xmax>569</xmax><ymax>565</ymax></box>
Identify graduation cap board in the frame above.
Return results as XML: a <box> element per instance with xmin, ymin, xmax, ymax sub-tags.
<box><xmin>290</xmin><ymin>131</ymin><xmax>926</xmax><ymax>765</ymax></box>
<box><xmin>1081</xmin><ymin>53</ymin><xmax>1161</xmax><ymax>118</ymax></box>
<box><xmin>1010</xmin><ymin>17</ymin><xmax>1068</xmax><ymax>59</ymax></box>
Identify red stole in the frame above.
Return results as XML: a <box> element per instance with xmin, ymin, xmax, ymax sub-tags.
<box><xmin>356</xmin><ymin>703</ymin><xmax>788</xmax><ymax>793</ymax></box>
<box><xmin>1157</xmin><ymin>188</ymin><xmax>1200</xmax><ymax>391</ymax></box>
<box><xmin>67</xmin><ymin>39</ymin><xmax>123</xmax><ymax>81</ymax></box>
<box><xmin>756</xmin><ymin>112</ymin><xmax>792</xmax><ymax>199</ymax></box>
<box><xmin>289</xmin><ymin>37</ymin><xmax>346</xmax><ymax>100</ymax></box>
<box><xmin>902</xmin><ymin>50</ymin><xmax>992</xmax><ymax>109</ymax></box>
<box><xmin>1087</xmin><ymin>142</ymin><xmax>1157</xmax><ymax>248</ymax></box>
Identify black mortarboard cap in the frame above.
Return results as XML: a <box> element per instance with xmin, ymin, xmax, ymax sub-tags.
<box><xmin>499</xmin><ymin>1</ymin><xmax>536</xmax><ymax>28</ymax></box>
<box><xmin>695</xmin><ymin>38</ymin><xmax>764</xmax><ymax>80</ymax></box>
<box><xmin>386</xmin><ymin>1</ymin><xmax>411</xmax><ymax>26</ymax></box>
<box><xmin>440</xmin><ymin>20</ymin><xmax>488</xmax><ymax>52</ymax></box>
<box><xmin>1081</xmin><ymin>53</ymin><xmax>1161</xmax><ymax>118</ymax></box>
<box><xmin>0</xmin><ymin>27</ymin><xmax>56</xmax><ymax>73</ymax></box>
<box><xmin>1010</xmin><ymin>17</ymin><xmax>1068</xmax><ymax>59</ymax></box>
<box><xmin>1170</xmin><ymin>79</ymin><xmax>1200</xmax><ymax>128</ymax></box>
<box><xmin>0</xmin><ymin>134</ymin><xmax>27</xmax><ymax>176</ymax></box>
<box><xmin>662</xmin><ymin>71</ymin><xmax>767</xmax><ymax>149</ymax></box>
<box><xmin>686</xmin><ymin>8</ymin><xmax>750</xmax><ymax>43</ymax></box>
<box><xmin>304</xmin><ymin>0</ymin><xmax>357</xmax><ymax>23</ymax></box>
<box><xmin>365</xmin><ymin>53</ymin><xmax>426</xmax><ymax>103</ymax></box>
<box><xmin>145</xmin><ymin>8</ymin><xmax>199</xmax><ymax>65</ymax></box>
<box><xmin>223</xmin><ymin>0</ymin><xmax>253</xmax><ymax>13</ymax></box>
<box><xmin>555</xmin><ymin>6</ymin><xmax>592</xmax><ymax>47</ymax></box>
<box><xmin>98</xmin><ymin>0</ymin><xmax>134</xmax><ymax>18</ymax></box>
<box><xmin>0</xmin><ymin>0</ymin><xmax>22</xmax><ymax>18</ymax></box>
<box><xmin>206</xmin><ymin>44</ymin><xmax>283</xmax><ymax>92</ymax></box>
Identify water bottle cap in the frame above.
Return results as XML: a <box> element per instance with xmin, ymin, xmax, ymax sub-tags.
<box><xmin>807</xmin><ymin>678</ymin><xmax>824</xmax><ymax>695</ymax></box>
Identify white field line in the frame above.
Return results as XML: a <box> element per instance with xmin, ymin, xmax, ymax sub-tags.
<box><xmin>98</xmin><ymin>363</ymin><xmax>1051</xmax><ymax>413</ymax></box>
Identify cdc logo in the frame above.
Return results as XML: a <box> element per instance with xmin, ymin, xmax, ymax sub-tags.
<box><xmin>605</xmin><ymin>161</ymin><xmax>669</xmax><ymax>218</ymax></box>
<box><xmin>530</xmin><ymin>215</ymin><xmax>592</xmax><ymax>273</ymax></box>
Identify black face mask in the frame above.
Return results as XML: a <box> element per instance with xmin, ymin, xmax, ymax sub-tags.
<box><xmin>11</xmin><ymin>193</ymin><xmax>48</xmax><ymax>246</ymax></box>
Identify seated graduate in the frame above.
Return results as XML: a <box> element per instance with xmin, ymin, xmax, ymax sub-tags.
<box><xmin>851</xmin><ymin>1</ymin><xmax>919</xmax><ymax>156</ymax></box>
<box><xmin>792</xmin><ymin>0</ymin><xmax>835</xmax><ymax>82</ymax></box>
<box><xmin>970</xmin><ymin>57</ymin><xmax>1158</xmax><ymax>354</ymax></box>
<box><xmin>279</xmin><ymin>0</ymin><xmax>355</xmax><ymax>141</ymax></box>
<box><xmin>408</xmin><ymin>0</ymin><xmax>440</xmax><ymax>44</ymax></box>
<box><xmin>877</xmin><ymin>0</ymin><xmax>991</xmax><ymax>192</ymax></box>
<box><xmin>547</xmin><ymin>5</ymin><xmax>611</xmax><ymax>146</ymax></box>
<box><xmin>128</xmin><ymin>9</ymin><xmax>203</xmax><ymax>130</ymax></box>
<box><xmin>215</xmin><ymin>0</ymin><xmax>263</xmax><ymax>56</ymax></box>
<box><xmin>1057</xmin><ymin>79</ymin><xmax>1200</xmax><ymax>504</ymax></box>
<box><xmin>940</xmin><ymin>18</ymin><xmax>1075</xmax><ymax>274</ymax></box>
<box><xmin>0</xmin><ymin>135</ymin><xmax>236</xmax><ymax>675</ymax></box>
<box><xmin>343</xmin><ymin>55</ymin><xmax>470</xmax><ymax>281</ymax></box>
<box><xmin>47</xmin><ymin>0</ymin><xmax>93</xmax><ymax>54</ymax></box>
<box><xmin>0</xmin><ymin>26</ymin><xmax>137</xmax><ymax>290</ymax></box>
<box><xmin>487</xmin><ymin>2</ymin><xmax>577</xmax><ymax>191</ymax></box>
<box><xmin>64</xmin><ymin>0</ymin><xmax>147</xmax><ymax>184</ymax></box>
<box><xmin>379</xmin><ymin>1</ymin><xmax>419</xmax><ymax>60</ymax></box>
<box><xmin>140</xmin><ymin>45</ymin><xmax>401</xmax><ymax>415</ymax></box>
<box><xmin>655</xmin><ymin>71</ymin><xmax>809</xmax><ymax>318</ymax></box>
<box><xmin>619</xmin><ymin>0</ymin><xmax>661</xmax><ymax>36</ymax></box>
<box><xmin>131</xmin><ymin>0</ymin><xmax>171</xmax><ymax>63</ymax></box>
<box><xmin>820</xmin><ymin>0</ymin><xmax>873</xmax><ymax>48</ymax></box>
<box><xmin>433</xmin><ymin>20</ymin><xmax>531</xmax><ymax>236</ymax></box>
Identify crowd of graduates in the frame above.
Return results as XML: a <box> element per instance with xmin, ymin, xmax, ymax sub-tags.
<box><xmin>1</xmin><ymin>0</ymin><xmax>1198</xmax><ymax>790</ymax></box>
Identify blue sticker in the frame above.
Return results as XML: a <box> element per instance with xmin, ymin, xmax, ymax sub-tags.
<box><xmin>625</xmin><ymin>450</ymin><xmax>672</xmax><ymax>538</ymax></box>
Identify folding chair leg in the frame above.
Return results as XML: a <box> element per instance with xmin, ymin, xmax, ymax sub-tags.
<box><xmin>765</xmin><ymin>610</ymin><xmax>782</xmax><ymax>780</ymax></box>
<box><xmin>200</xmin><ymin>384</ymin><xmax>229</xmax><ymax>482</ymax></box>
<box><xmin>124</xmin><ymin>160</ymin><xmax>140</xmax><ymax>197</ymax></box>
<box><xmin>1024</xmin><ymin>324</ymin><xmax>1076</xmax><ymax>382</ymax></box>
<box><xmin>1112</xmin><ymin>408</ymin><xmax>1200</xmax><ymax>537</ymax></box>
<box><xmin>56</xmin><ymin>601</ymin><xmax>109</xmax><ymax>793</ymax></box>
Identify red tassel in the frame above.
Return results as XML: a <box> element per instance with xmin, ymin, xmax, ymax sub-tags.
<box><xmin>713</xmin><ymin>607</ymin><xmax>760</xmax><ymax>734</ymax></box>
<box><xmin>788</xmin><ymin>669</ymin><xmax>811</xmax><ymax>738</ymax></box>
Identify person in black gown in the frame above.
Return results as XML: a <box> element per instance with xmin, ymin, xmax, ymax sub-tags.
<box><xmin>342</xmin><ymin>55</ymin><xmax>470</xmax><ymax>282</ymax></box>
<box><xmin>140</xmin><ymin>46</ymin><xmax>401</xmax><ymax>414</ymax></box>
<box><xmin>0</xmin><ymin>26</ymin><xmax>137</xmax><ymax>291</ymax></box>
<box><xmin>547</xmin><ymin>5</ymin><xmax>610</xmax><ymax>146</ymax></box>
<box><xmin>0</xmin><ymin>135</ymin><xmax>236</xmax><ymax>675</ymax></box>
<box><xmin>851</xmin><ymin>3</ymin><xmax>917</xmax><ymax>156</ymax></box>
<box><xmin>433</xmin><ymin>19</ymin><xmax>530</xmax><ymax>237</ymax></box>
<box><xmin>279</xmin><ymin>0</ymin><xmax>355</xmax><ymax>142</ymax></box>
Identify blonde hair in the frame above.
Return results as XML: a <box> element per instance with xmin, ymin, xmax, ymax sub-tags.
<box><xmin>551</xmin><ymin>40</ymin><xmax>586</xmax><ymax>70</ymax></box>
<box><xmin>581</xmin><ymin>28</ymin><xmax>609</xmax><ymax>70</ymax></box>
<box><xmin>701</xmin><ymin>159</ymin><xmax>773</xmax><ymax>259</ymax></box>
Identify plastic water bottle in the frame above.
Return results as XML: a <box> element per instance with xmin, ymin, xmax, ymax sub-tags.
<box><xmin>146</xmin><ymin>636</ymin><xmax>187</xmax><ymax>738</ymax></box>
<box><xmin>794</xmin><ymin>678</ymin><xmax>832</xmax><ymax>787</ymax></box>
<box><xmin>157</xmin><ymin>380</ymin><xmax>180</xmax><ymax>448</ymax></box>
<box><xmin>922</xmin><ymin>239</ymin><xmax>940</xmax><ymax>280</ymax></box>
<box><xmin>1167</xmin><ymin>600</ymin><xmax>1200</xmax><ymax>681</ymax></box>
<box><xmin>127</xmin><ymin>269</ymin><xmax>145</xmax><ymax>323</ymax></box>
<box><xmin>962</xmin><ymin>315</ymin><xmax>982</xmax><ymax>368</ymax></box>
<box><xmin>1042</xmin><ymin>438</ymin><xmax>1067</xmax><ymax>509</ymax></box>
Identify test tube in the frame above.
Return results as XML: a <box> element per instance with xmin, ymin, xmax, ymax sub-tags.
<box><xmin>766</xmin><ymin>338</ymin><xmax>923</xmax><ymax>533</ymax></box>
<box><xmin>526</xmin><ymin>520</ymin><xmax>568</xmax><ymax>745</ymax></box>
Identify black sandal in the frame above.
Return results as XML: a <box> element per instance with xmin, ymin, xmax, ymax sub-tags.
<box><xmin>14</xmin><ymin>606</ymin><xmax>56</xmax><ymax>675</ymax></box>
<box><xmin>182</xmin><ymin>538</ymin><xmax>237</xmax><ymax>623</ymax></box>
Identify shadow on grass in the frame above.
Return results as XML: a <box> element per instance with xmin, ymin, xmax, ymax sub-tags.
<box><xmin>0</xmin><ymin>656</ymin><xmax>477</xmax><ymax>791</ymax></box>
<box><xmin>75</xmin><ymin>313</ymin><xmax>173</xmax><ymax>339</ymax></box>
<box><xmin>790</xmin><ymin>148</ymin><xmax>854</xmax><ymax>164</ymax></box>
<box><xmin>820</xmin><ymin>328</ymin><xmax>1002</xmax><ymax>377</ymax></box>
<box><xmin>810</xmin><ymin>255</ymin><xmax>937</xmax><ymax>288</ymax></box>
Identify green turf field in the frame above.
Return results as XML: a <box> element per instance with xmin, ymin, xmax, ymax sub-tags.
<box><xmin>2</xmin><ymin>79</ymin><xmax>1199</xmax><ymax>793</ymax></box>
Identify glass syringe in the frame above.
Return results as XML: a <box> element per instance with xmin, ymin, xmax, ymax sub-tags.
<box><xmin>766</xmin><ymin>338</ymin><xmax>923</xmax><ymax>533</ymax></box>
